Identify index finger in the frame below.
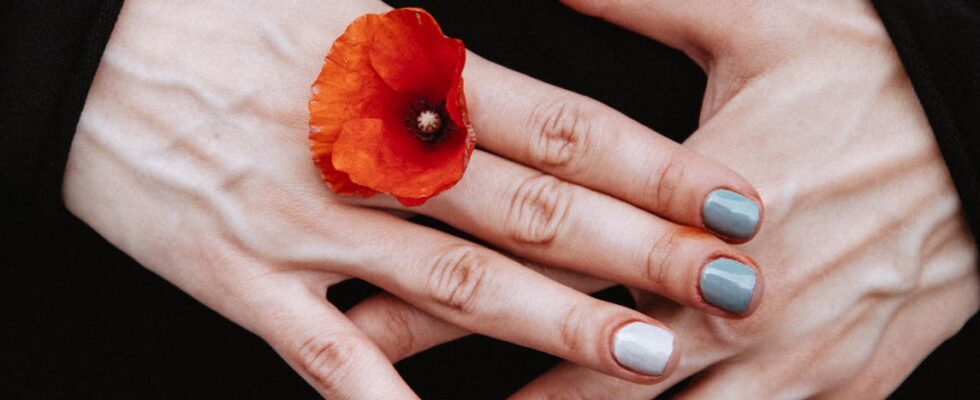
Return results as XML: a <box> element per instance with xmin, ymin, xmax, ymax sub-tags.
<box><xmin>465</xmin><ymin>55</ymin><xmax>763</xmax><ymax>242</ymax></box>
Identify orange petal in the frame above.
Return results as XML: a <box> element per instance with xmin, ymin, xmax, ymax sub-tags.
<box><xmin>369</xmin><ymin>9</ymin><xmax>464</xmax><ymax>101</ymax></box>
<box><xmin>310</xmin><ymin>8</ymin><xmax>474</xmax><ymax>204</ymax></box>
<box><xmin>310</xmin><ymin>13</ymin><xmax>403</xmax><ymax>196</ymax></box>
<box><xmin>332</xmin><ymin>118</ymin><xmax>467</xmax><ymax>201</ymax></box>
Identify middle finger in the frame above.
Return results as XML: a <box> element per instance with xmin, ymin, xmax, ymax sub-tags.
<box><xmin>353</xmin><ymin>150</ymin><xmax>764</xmax><ymax>318</ymax></box>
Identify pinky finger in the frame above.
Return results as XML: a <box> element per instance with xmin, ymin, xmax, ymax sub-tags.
<box><xmin>263</xmin><ymin>286</ymin><xmax>419</xmax><ymax>399</ymax></box>
<box><xmin>511</xmin><ymin>321</ymin><xmax>719</xmax><ymax>400</ymax></box>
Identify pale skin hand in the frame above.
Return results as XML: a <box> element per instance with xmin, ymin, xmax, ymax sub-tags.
<box><xmin>61</xmin><ymin>0</ymin><xmax>772</xmax><ymax>398</ymax></box>
<box><xmin>352</xmin><ymin>1</ymin><xmax>980</xmax><ymax>398</ymax></box>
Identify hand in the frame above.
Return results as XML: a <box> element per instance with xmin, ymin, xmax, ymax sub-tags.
<box><xmin>63</xmin><ymin>1</ymin><xmax>767</xmax><ymax>398</ymax></box>
<box><xmin>514</xmin><ymin>1</ymin><xmax>980</xmax><ymax>397</ymax></box>
<box><xmin>352</xmin><ymin>1</ymin><xmax>980</xmax><ymax>398</ymax></box>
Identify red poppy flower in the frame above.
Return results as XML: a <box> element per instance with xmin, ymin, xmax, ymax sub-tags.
<box><xmin>309</xmin><ymin>8</ymin><xmax>475</xmax><ymax>206</ymax></box>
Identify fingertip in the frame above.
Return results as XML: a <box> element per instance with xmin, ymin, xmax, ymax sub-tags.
<box><xmin>715</xmin><ymin>256</ymin><xmax>764</xmax><ymax>319</ymax></box>
<box><xmin>661</xmin><ymin>338</ymin><xmax>682</xmax><ymax>380</ymax></box>
<box><xmin>697</xmin><ymin>256</ymin><xmax>762</xmax><ymax>318</ymax></box>
<box><xmin>731</xmin><ymin>190</ymin><xmax>766</xmax><ymax>245</ymax></box>
<box><xmin>701</xmin><ymin>187</ymin><xmax>764</xmax><ymax>243</ymax></box>
<box><xmin>609</xmin><ymin>320</ymin><xmax>679</xmax><ymax>383</ymax></box>
<box><xmin>742</xmin><ymin>264</ymin><xmax>765</xmax><ymax>317</ymax></box>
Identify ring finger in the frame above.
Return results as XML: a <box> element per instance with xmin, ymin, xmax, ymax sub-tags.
<box><xmin>339</xmin><ymin>207</ymin><xmax>680</xmax><ymax>383</ymax></box>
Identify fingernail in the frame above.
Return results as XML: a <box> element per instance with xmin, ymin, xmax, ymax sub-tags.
<box><xmin>700</xmin><ymin>258</ymin><xmax>757</xmax><ymax>314</ymax></box>
<box><xmin>612</xmin><ymin>322</ymin><xmax>674</xmax><ymax>376</ymax></box>
<box><xmin>703</xmin><ymin>189</ymin><xmax>761</xmax><ymax>240</ymax></box>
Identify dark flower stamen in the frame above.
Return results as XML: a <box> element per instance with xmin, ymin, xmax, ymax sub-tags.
<box><xmin>417</xmin><ymin>110</ymin><xmax>442</xmax><ymax>134</ymax></box>
<box><xmin>407</xmin><ymin>99</ymin><xmax>454</xmax><ymax>144</ymax></box>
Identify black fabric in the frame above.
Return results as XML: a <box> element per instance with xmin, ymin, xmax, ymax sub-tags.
<box><xmin>871</xmin><ymin>1</ymin><xmax>980</xmax><ymax>397</ymax></box>
<box><xmin>873</xmin><ymin>0</ymin><xmax>980</xmax><ymax>255</ymax></box>
<box><xmin>2</xmin><ymin>0</ymin><xmax>978</xmax><ymax>399</ymax></box>
<box><xmin>2</xmin><ymin>0</ymin><xmax>123</xmax><ymax>222</ymax></box>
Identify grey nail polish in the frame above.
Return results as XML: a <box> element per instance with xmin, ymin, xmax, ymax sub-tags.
<box><xmin>612</xmin><ymin>322</ymin><xmax>674</xmax><ymax>376</ymax></box>
<box><xmin>700</xmin><ymin>258</ymin><xmax>757</xmax><ymax>314</ymax></box>
<box><xmin>703</xmin><ymin>189</ymin><xmax>760</xmax><ymax>240</ymax></box>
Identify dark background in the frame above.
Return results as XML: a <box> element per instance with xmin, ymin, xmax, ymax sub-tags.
<box><xmin>4</xmin><ymin>0</ymin><xmax>978</xmax><ymax>398</ymax></box>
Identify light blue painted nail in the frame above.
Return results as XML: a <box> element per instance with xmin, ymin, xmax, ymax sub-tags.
<box><xmin>700</xmin><ymin>258</ymin><xmax>757</xmax><ymax>314</ymax></box>
<box><xmin>703</xmin><ymin>189</ymin><xmax>760</xmax><ymax>240</ymax></box>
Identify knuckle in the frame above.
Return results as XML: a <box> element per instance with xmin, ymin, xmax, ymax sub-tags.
<box><xmin>507</xmin><ymin>175</ymin><xmax>573</xmax><ymax>245</ymax></box>
<box><xmin>527</xmin><ymin>99</ymin><xmax>597</xmax><ymax>173</ymax></box>
<box><xmin>374</xmin><ymin>296</ymin><xmax>417</xmax><ymax>361</ymax></box>
<box><xmin>702</xmin><ymin>318</ymin><xmax>743</xmax><ymax>348</ymax></box>
<box><xmin>645</xmin><ymin>229</ymin><xmax>684</xmax><ymax>289</ymax></box>
<box><xmin>426</xmin><ymin>245</ymin><xmax>491</xmax><ymax>314</ymax></box>
<box><xmin>701</xmin><ymin>313</ymin><xmax>763</xmax><ymax>351</ymax></box>
<box><xmin>557</xmin><ymin>302</ymin><xmax>598</xmax><ymax>354</ymax></box>
<box><xmin>647</xmin><ymin>152</ymin><xmax>688</xmax><ymax>213</ymax></box>
<box><xmin>295</xmin><ymin>333</ymin><xmax>363</xmax><ymax>391</ymax></box>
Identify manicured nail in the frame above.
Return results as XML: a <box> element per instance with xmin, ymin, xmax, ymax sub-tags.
<box><xmin>703</xmin><ymin>189</ymin><xmax>760</xmax><ymax>240</ymax></box>
<box><xmin>612</xmin><ymin>322</ymin><xmax>674</xmax><ymax>376</ymax></box>
<box><xmin>700</xmin><ymin>258</ymin><xmax>757</xmax><ymax>314</ymax></box>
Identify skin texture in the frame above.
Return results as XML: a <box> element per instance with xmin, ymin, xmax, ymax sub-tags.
<box><xmin>61</xmin><ymin>0</ymin><xmax>773</xmax><ymax>398</ymax></box>
<box><xmin>350</xmin><ymin>1</ymin><xmax>980</xmax><ymax>398</ymax></box>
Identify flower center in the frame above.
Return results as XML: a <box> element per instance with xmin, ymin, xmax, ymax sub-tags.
<box><xmin>416</xmin><ymin>110</ymin><xmax>442</xmax><ymax>134</ymax></box>
<box><xmin>407</xmin><ymin>100</ymin><xmax>453</xmax><ymax>145</ymax></box>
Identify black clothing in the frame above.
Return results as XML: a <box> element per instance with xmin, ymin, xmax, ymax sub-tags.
<box><xmin>3</xmin><ymin>1</ymin><xmax>978</xmax><ymax>398</ymax></box>
<box><xmin>875</xmin><ymin>0</ymin><xmax>980</xmax><ymax>248</ymax></box>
